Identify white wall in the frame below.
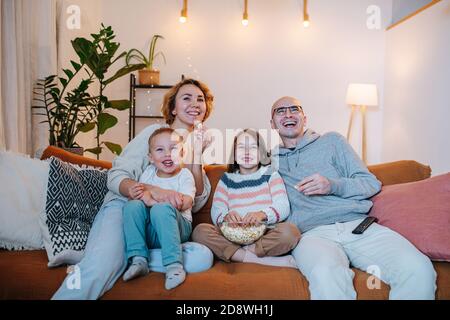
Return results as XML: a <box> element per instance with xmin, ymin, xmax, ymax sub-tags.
<box><xmin>383</xmin><ymin>0</ymin><xmax>450</xmax><ymax>175</ymax></box>
<box><xmin>57</xmin><ymin>0</ymin><xmax>392</xmax><ymax>163</ymax></box>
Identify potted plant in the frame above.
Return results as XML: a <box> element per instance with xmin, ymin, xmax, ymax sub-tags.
<box><xmin>126</xmin><ymin>35</ymin><xmax>166</xmax><ymax>85</ymax></box>
<box><xmin>32</xmin><ymin>24</ymin><xmax>145</xmax><ymax>158</ymax></box>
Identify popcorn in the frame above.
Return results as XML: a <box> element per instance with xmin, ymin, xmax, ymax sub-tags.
<box><xmin>194</xmin><ymin>121</ymin><xmax>203</xmax><ymax>131</ymax></box>
<box><xmin>219</xmin><ymin>222</ymin><xmax>267</xmax><ymax>245</ymax></box>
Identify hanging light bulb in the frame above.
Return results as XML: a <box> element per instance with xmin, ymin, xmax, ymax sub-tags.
<box><xmin>180</xmin><ymin>0</ymin><xmax>188</xmax><ymax>23</ymax></box>
<box><xmin>303</xmin><ymin>0</ymin><xmax>310</xmax><ymax>28</ymax></box>
<box><xmin>303</xmin><ymin>16</ymin><xmax>310</xmax><ymax>28</ymax></box>
<box><xmin>242</xmin><ymin>0</ymin><xmax>249</xmax><ymax>26</ymax></box>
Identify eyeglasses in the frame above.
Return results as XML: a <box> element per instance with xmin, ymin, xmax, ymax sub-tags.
<box><xmin>272</xmin><ymin>105</ymin><xmax>303</xmax><ymax>116</ymax></box>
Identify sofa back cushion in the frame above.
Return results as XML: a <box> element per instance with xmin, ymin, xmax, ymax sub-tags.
<box><xmin>194</xmin><ymin>161</ymin><xmax>432</xmax><ymax>227</ymax></box>
<box><xmin>41</xmin><ymin>147</ymin><xmax>434</xmax><ymax>228</ymax></box>
<box><xmin>370</xmin><ymin>173</ymin><xmax>450</xmax><ymax>261</ymax></box>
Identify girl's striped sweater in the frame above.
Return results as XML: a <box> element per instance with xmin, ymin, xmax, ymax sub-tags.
<box><xmin>211</xmin><ymin>166</ymin><xmax>290</xmax><ymax>226</ymax></box>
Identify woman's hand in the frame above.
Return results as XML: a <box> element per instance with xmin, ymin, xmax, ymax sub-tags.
<box><xmin>138</xmin><ymin>190</ymin><xmax>158</xmax><ymax>207</ymax></box>
<box><xmin>193</xmin><ymin>122</ymin><xmax>214</xmax><ymax>156</ymax></box>
<box><xmin>242</xmin><ymin>211</ymin><xmax>267</xmax><ymax>226</ymax></box>
<box><xmin>128</xmin><ymin>183</ymin><xmax>145</xmax><ymax>200</ymax></box>
<box><xmin>145</xmin><ymin>185</ymin><xmax>184</xmax><ymax>210</ymax></box>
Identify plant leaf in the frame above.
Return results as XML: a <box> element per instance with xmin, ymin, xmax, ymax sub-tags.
<box><xmin>85</xmin><ymin>147</ymin><xmax>102</xmax><ymax>155</ymax></box>
<box><xmin>77</xmin><ymin>122</ymin><xmax>96</xmax><ymax>133</ymax></box>
<box><xmin>103</xmin><ymin>141</ymin><xmax>122</xmax><ymax>155</ymax></box>
<box><xmin>107</xmin><ymin>100</ymin><xmax>130</xmax><ymax>111</ymax></box>
<box><xmin>111</xmin><ymin>51</ymin><xmax>127</xmax><ymax>65</ymax></box>
<box><xmin>59</xmin><ymin>77</ymin><xmax>68</xmax><ymax>87</ymax></box>
<box><xmin>97</xmin><ymin>112</ymin><xmax>118</xmax><ymax>135</ymax></box>
<box><xmin>154</xmin><ymin>51</ymin><xmax>167</xmax><ymax>65</ymax></box>
<box><xmin>103</xmin><ymin>64</ymin><xmax>146</xmax><ymax>85</ymax></box>
<box><xmin>63</xmin><ymin>69</ymin><xmax>74</xmax><ymax>79</ymax></box>
<box><xmin>70</xmin><ymin>60</ymin><xmax>82</xmax><ymax>71</ymax></box>
<box><xmin>126</xmin><ymin>49</ymin><xmax>147</xmax><ymax>66</ymax></box>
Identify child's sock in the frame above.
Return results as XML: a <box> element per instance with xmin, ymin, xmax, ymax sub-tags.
<box><xmin>123</xmin><ymin>256</ymin><xmax>149</xmax><ymax>282</ymax></box>
<box><xmin>165</xmin><ymin>262</ymin><xmax>186</xmax><ymax>290</ymax></box>
<box><xmin>242</xmin><ymin>244</ymin><xmax>257</xmax><ymax>254</ymax></box>
<box><xmin>230</xmin><ymin>248</ymin><xmax>246</xmax><ymax>262</ymax></box>
<box><xmin>243</xmin><ymin>250</ymin><xmax>298</xmax><ymax>269</ymax></box>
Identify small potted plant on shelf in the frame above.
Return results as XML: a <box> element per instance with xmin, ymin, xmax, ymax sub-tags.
<box><xmin>126</xmin><ymin>35</ymin><xmax>166</xmax><ymax>86</ymax></box>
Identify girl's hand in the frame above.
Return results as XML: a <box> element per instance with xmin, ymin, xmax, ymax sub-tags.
<box><xmin>224</xmin><ymin>211</ymin><xmax>243</xmax><ymax>227</ymax></box>
<box><xmin>242</xmin><ymin>211</ymin><xmax>267</xmax><ymax>226</ymax></box>
<box><xmin>129</xmin><ymin>183</ymin><xmax>145</xmax><ymax>200</ymax></box>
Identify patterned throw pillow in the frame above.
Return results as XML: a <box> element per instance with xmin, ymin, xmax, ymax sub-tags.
<box><xmin>40</xmin><ymin>157</ymin><xmax>108</xmax><ymax>267</ymax></box>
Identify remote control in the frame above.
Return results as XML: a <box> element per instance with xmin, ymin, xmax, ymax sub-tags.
<box><xmin>352</xmin><ymin>217</ymin><xmax>378</xmax><ymax>235</ymax></box>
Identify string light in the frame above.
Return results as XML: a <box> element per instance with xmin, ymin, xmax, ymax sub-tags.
<box><xmin>180</xmin><ymin>0</ymin><xmax>188</xmax><ymax>23</ymax></box>
<box><xmin>303</xmin><ymin>0</ymin><xmax>310</xmax><ymax>28</ymax></box>
<box><xmin>242</xmin><ymin>0</ymin><xmax>249</xmax><ymax>26</ymax></box>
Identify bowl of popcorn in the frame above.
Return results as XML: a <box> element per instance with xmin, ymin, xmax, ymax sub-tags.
<box><xmin>219</xmin><ymin>222</ymin><xmax>267</xmax><ymax>245</ymax></box>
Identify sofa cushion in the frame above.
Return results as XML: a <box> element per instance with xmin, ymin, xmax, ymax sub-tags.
<box><xmin>370</xmin><ymin>173</ymin><xmax>450</xmax><ymax>261</ymax></box>
<box><xmin>40</xmin><ymin>157</ymin><xmax>108</xmax><ymax>267</ymax></box>
<box><xmin>368</xmin><ymin>160</ymin><xmax>431</xmax><ymax>186</ymax></box>
<box><xmin>1</xmin><ymin>249</ymin><xmax>448</xmax><ymax>300</ymax></box>
<box><xmin>0</xmin><ymin>150</ymin><xmax>48</xmax><ymax>250</ymax></box>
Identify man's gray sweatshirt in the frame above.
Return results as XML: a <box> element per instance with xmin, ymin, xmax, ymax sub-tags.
<box><xmin>273</xmin><ymin>129</ymin><xmax>382</xmax><ymax>233</ymax></box>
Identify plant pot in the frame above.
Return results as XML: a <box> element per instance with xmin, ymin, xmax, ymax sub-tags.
<box><xmin>62</xmin><ymin>147</ymin><xmax>84</xmax><ymax>156</ymax></box>
<box><xmin>139</xmin><ymin>69</ymin><xmax>160</xmax><ymax>86</ymax></box>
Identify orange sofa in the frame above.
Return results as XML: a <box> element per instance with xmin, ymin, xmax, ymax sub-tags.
<box><xmin>0</xmin><ymin>146</ymin><xmax>449</xmax><ymax>300</ymax></box>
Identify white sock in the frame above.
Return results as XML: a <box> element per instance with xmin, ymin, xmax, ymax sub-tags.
<box><xmin>165</xmin><ymin>263</ymin><xmax>186</xmax><ymax>290</ymax></box>
<box><xmin>123</xmin><ymin>256</ymin><xmax>149</xmax><ymax>282</ymax></box>
<box><xmin>243</xmin><ymin>250</ymin><xmax>298</xmax><ymax>269</ymax></box>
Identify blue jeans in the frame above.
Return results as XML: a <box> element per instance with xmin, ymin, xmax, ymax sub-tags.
<box><xmin>52</xmin><ymin>199</ymin><xmax>213</xmax><ymax>300</ymax></box>
<box><xmin>123</xmin><ymin>201</ymin><xmax>192</xmax><ymax>266</ymax></box>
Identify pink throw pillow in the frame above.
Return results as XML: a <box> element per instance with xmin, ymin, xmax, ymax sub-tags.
<box><xmin>370</xmin><ymin>173</ymin><xmax>450</xmax><ymax>261</ymax></box>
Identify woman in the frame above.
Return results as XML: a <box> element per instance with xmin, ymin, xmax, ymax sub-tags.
<box><xmin>53</xmin><ymin>79</ymin><xmax>215</xmax><ymax>299</ymax></box>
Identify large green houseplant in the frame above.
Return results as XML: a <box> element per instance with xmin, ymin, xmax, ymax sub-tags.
<box><xmin>125</xmin><ymin>34</ymin><xmax>166</xmax><ymax>85</ymax></box>
<box><xmin>33</xmin><ymin>24</ymin><xmax>145</xmax><ymax>158</ymax></box>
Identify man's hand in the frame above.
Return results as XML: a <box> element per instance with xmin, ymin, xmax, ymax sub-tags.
<box><xmin>223</xmin><ymin>211</ymin><xmax>243</xmax><ymax>226</ymax></box>
<box><xmin>296</xmin><ymin>174</ymin><xmax>331</xmax><ymax>196</ymax></box>
<box><xmin>242</xmin><ymin>211</ymin><xmax>267</xmax><ymax>226</ymax></box>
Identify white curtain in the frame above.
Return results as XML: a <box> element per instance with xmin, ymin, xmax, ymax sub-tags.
<box><xmin>0</xmin><ymin>0</ymin><xmax>57</xmax><ymax>155</ymax></box>
<box><xmin>0</xmin><ymin>0</ymin><xmax>4</xmax><ymax>150</ymax></box>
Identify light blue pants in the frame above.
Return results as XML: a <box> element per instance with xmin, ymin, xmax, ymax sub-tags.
<box><xmin>52</xmin><ymin>199</ymin><xmax>213</xmax><ymax>300</ymax></box>
<box><xmin>291</xmin><ymin>218</ymin><xmax>437</xmax><ymax>300</ymax></box>
<box><xmin>123</xmin><ymin>200</ymin><xmax>191</xmax><ymax>266</ymax></box>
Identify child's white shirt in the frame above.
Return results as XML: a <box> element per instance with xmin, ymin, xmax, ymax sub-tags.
<box><xmin>139</xmin><ymin>165</ymin><xmax>196</xmax><ymax>222</ymax></box>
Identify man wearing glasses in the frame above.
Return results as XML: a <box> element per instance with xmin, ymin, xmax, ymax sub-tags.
<box><xmin>270</xmin><ymin>96</ymin><xmax>436</xmax><ymax>300</ymax></box>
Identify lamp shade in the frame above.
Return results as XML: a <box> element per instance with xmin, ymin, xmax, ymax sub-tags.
<box><xmin>346</xmin><ymin>83</ymin><xmax>378</xmax><ymax>106</ymax></box>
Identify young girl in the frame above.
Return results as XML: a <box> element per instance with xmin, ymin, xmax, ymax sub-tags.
<box><xmin>122</xmin><ymin>128</ymin><xmax>196</xmax><ymax>290</ymax></box>
<box><xmin>192</xmin><ymin>129</ymin><xmax>301</xmax><ymax>267</ymax></box>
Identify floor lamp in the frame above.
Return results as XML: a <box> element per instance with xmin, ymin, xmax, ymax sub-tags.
<box><xmin>346</xmin><ymin>83</ymin><xmax>378</xmax><ymax>164</ymax></box>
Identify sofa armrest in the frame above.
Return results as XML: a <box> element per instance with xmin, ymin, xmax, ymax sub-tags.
<box><xmin>368</xmin><ymin>160</ymin><xmax>431</xmax><ymax>186</ymax></box>
<box><xmin>40</xmin><ymin>146</ymin><xmax>112</xmax><ymax>170</ymax></box>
